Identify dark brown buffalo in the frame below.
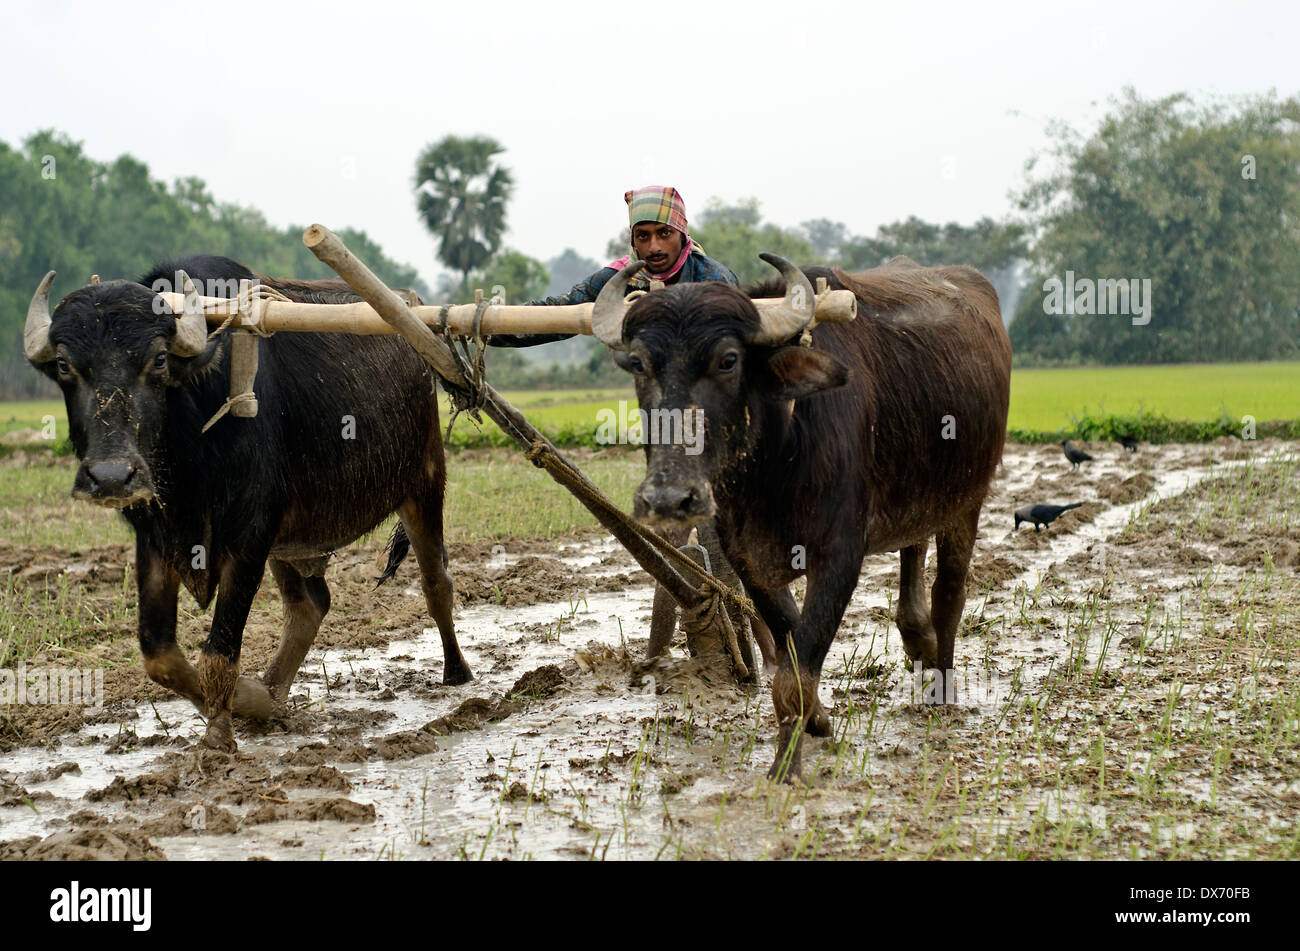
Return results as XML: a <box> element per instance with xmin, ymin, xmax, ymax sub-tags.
<box><xmin>603</xmin><ymin>256</ymin><xmax>1011</xmax><ymax>780</ymax></box>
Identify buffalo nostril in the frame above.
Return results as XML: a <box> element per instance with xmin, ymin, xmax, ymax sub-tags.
<box><xmin>650</xmin><ymin>486</ymin><xmax>692</xmax><ymax>516</ymax></box>
<box><xmin>86</xmin><ymin>461</ymin><xmax>132</xmax><ymax>497</ymax></box>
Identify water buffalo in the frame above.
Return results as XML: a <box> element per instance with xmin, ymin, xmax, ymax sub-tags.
<box><xmin>24</xmin><ymin>255</ymin><xmax>471</xmax><ymax>752</ymax></box>
<box><xmin>597</xmin><ymin>255</ymin><xmax>1011</xmax><ymax>781</ymax></box>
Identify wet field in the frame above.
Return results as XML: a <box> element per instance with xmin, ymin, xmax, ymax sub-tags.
<box><xmin>2</xmin><ymin>439</ymin><xmax>1297</xmax><ymax>860</ymax></box>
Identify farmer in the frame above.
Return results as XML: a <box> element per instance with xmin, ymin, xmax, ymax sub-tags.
<box><xmin>488</xmin><ymin>185</ymin><xmax>738</xmax><ymax>348</ymax></box>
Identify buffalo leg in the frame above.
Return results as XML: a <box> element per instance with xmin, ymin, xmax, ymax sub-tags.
<box><xmin>744</xmin><ymin>583</ymin><xmax>829</xmax><ymax>737</ymax></box>
<box><xmin>263</xmin><ymin>559</ymin><xmax>330</xmax><ymax>703</ymax></box>
<box><xmin>398</xmin><ymin>500</ymin><xmax>472</xmax><ymax>685</ymax></box>
<box><xmin>199</xmin><ymin>554</ymin><xmax>268</xmax><ymax>752</ymax></box>
<box><xmin>929</xmin><ymin>505</ymin><xmax>981</xmax><ymax>703</ymax></box>
<box><xmin>136</xmin><ymin>537</ymin><xmax>271</xmax><ymax>720</ymax></box>
<box><xmin>896</xmin><ymin>542</ymin><xmax>939</xmax><ymax>667</ymax></box>
<box><xmin>695</xmin><ymin>521</ymin><xmax>758</xmax><ymax>681</ymax></box>
<box><xmin>745</xmin><ymin>584</ymin><xmax>798</xmax><ymax>671</ymax></box>
<box><xmin>768</xmin><ymin>541</ymin><xmax>863</xmax><ymax>782</ymax></box>
<box><xmin>646</xmin><ymin>524</ymin><xmax>689</xmax><ymax>658</ymax></box>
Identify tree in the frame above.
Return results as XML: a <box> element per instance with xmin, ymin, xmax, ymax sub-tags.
<box><xmin>435</xmin><ymin>248</ymin><xmax>549</xmax><ymax>304</ymax></box>
<box><xmin>690</xmin><ymin>198</ymin><xmax>818</xmax><ymax>284</ymax></box>
<box><xmin>1011</xmin><ymin>88</ymin><xmax>1300</xmax><ymax>365</ymax></box>
<box><xmin>801</xmin><ymin>218</ymin><xmax>849</xmax><ymax>259</ymax></box>
<box><xmin>0</xmin><ymin>130</ymin><xmax>428</xmax><ymax>398</ymax></box>
<box><xmin>414</xmin><ymin>135</ymin><xmax>514</xmax><ymax>286</ymax></box>
<box><xmin>839</xmin><ymin>215</ymin><xmax>1027</xmax><ymax>274</ymax></box>
<box><xmin>545</xmin><ymin>247</ymin><xmax>601</xmax><ymax>296</ymax></box>
<box><xmin>839</xmin><ymin>215</ymin><xmax>1029</xmax><ymax>324</ymax></box>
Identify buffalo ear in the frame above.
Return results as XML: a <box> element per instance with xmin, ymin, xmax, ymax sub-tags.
<box><xmin>756</xmin><ymin>346</ymin><xmax>848</xmax><ymax>400</ymax></box>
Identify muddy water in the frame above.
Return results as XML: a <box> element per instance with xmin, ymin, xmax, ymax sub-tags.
<box><xmin>1</xmin><ymin>439</ymin><xmax>1294</xmax><ymax>860</ymax></box>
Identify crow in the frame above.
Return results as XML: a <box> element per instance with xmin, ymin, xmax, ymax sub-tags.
<box><xmin>1118</xmin><ymin>434</ymin><xmax>1139</xmax><ymax>452</ymax></box>
<box><xmin>1062</xmin><ymin>440</ymin><xmax>1094</xmax><ymax>469</ymax></box>
<box><xmin>1015</xmin><ymin>503</ymin><xmax>1083</xmax><ymax>532</ymax></box>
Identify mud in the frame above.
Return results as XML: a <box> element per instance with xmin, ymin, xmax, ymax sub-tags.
<box><xmin>1</xmin><ymin>439</ymin><xmax>1297</xmax><ymax>860</ymax></box>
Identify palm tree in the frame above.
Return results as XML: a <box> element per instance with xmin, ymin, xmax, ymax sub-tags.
<box><xmin>413</xmin><ymin>135</ymin><xmax>514</xmax><ymax>287</ymax></box>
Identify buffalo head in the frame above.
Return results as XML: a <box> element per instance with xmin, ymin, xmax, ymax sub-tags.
<box><xmin>25</xmin><ymin>271</ymin><xmax>220</xmax><ymax>507</ymax></box>
<box><xmin>608</xmin><ymin>256</ymin><xmax>849</xmax><ymax>529</ymax></box>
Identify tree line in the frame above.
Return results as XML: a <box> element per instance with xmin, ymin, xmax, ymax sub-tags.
<box><xmin>0</xmin><ymin>131</ymin><xmax>426</xmax><ymax>398</ymax></box>
<box><xmin>415</xmin><ymin>90</ymin><xmax>1299</xmax><ymax>370</ymax></box>
<box><xmin>5</xmin><ymin>88</ymin><xmax>1297</xmax><ymax>399</ymax></box>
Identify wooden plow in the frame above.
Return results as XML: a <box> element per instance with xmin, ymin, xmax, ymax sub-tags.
<box><xmin>161</xmin><ymin>225</ymin><xmax>857</xmax><ymax>683</ymax></box>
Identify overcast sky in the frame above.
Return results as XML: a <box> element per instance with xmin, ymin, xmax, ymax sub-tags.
<box><xmin>4</xmin><ymin>0</ymin><xmax>1296</xmax><ymax>289</ymax></box>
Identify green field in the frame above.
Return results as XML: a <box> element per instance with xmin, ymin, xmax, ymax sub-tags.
<box><xmin>1008</xmin><ymin>362</ymin><xmax>1299</xmax><ymax>431</ymax></box>
<box><xmin>4</xmin><ymin>362</ymin><xmax>1297</xmax><ymax>450</ymax></box>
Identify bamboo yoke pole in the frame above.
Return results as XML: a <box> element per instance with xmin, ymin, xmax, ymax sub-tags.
<box><xmin>153</xmin><ymin>276</ymin><xmax>856</xmax><ymax>337</ymax></box>
<box><xmin>301</xmin><ymin>223</ymin><xmax>710</xmax><ymax>611</ymax></box>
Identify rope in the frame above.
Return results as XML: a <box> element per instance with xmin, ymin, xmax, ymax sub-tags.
<box><xmin>440</xmin><ymin>299</ymin><xmax>492</xmax><ymax>440</ymax></box>
<box><xmin>519</xmin><ymin>433</ymin><xmax>756</xmax><ymax>677</ymax></box>
<box><xmin>201</xmin><ymin>391</ymin><xmax>257</xmax><ymax>433</ymax></box>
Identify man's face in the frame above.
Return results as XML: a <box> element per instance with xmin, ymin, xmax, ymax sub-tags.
<box><xmin>632</xmin><ymin>221</ymin><xmax>684</xmax><ymax>274</ymax></box>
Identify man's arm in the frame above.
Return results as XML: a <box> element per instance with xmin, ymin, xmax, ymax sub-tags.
<box><xmin>487</xmin><ymin>267</ymin><xmax>617</xmax><ymax>348</ymax></box>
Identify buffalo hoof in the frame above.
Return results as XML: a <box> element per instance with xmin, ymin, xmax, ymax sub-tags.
<box><xmin>442</xmin><ymin>662</ymin><xmax>474</xmax><ymax>687</ymax></box>
<box><xmin>201</xmin><ymin>712</ymin><xmax>237</xmax><ymax>753</ymax></box>
<box><xmin>804</xmin><ymin>706</ymin><xmax>833</xmax><ymax>737</ymax></box>
<box><xmin>900</xmin><ymin>629</ymin><xmax>938</xmax><ymax>667</ymax></box>
<box><xmin>233</xmin><ymin>676</ymin><xmax>274</xmax><ymax>719</ymax></box>
<box><xmin>767</xmin><ymin>725</ymin><xmax>803</xmax><ymax>784</ymax></box>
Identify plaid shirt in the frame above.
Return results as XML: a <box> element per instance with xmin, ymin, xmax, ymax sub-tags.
<box><xmin>488</xmin><ymin>249</ymin><xmax>739</xmax><ymax>348</ymax></box>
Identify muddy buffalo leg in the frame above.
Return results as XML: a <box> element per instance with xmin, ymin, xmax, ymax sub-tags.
<box><xmin>768</xmin><ymin>541</ymin><xmax>863</xmax><ymax>782</ymax></box>
<box><xmin>646</xmin><ymin>524</ymin><xmax>689</xmax><ymax>658</ymax></box>
<box><xmin>896</xmin><ymin>541</ymin><xmax>939</xmax><ymax>667</ymax></box>
<box><xmin>263</xmin><ymin>560</ymin><xmax>330</xmax><ymax>703</ymax></box>
<box><xmin>137</xmin><ymin>537</ymin><xmax>201</xmax><ymax>706</ymax></box>
<box><xmin>398</xmin><ymin>498</ymin><xmax>472</xmax><ymax>685</ymax></box>
<box><xmin>694</xmin><ymin>522</ymin><xmax>759</xmax><ymax>681</ymax></box>
<box><xmin>136</xmin><ymin>537</ymin><xmax>271</xmax><ymax>720</ymax></box>
<box><xmin>199</xmin><ymin>554</ymin><xmax>268</xmax><ymax>752</ymax></box>
<box><xmin>745</xmin><ymin>583</ymin><xmax>796</xmax><ymax>668</ymax></box>
<box><xmin>929</xmin><ymin>504</ymin><xmax>981</xmax><ymax>704</ymax></box>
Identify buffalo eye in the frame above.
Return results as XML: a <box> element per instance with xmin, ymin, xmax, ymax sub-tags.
<box><xmin>629</xmin><ymin>356</ymin><xmax>644</xmax><ymax>374</ymax></box>
<box><xmin>56</xmin><ymin>357</ymin><xmax>71</xmax><ymax>377</ymax></box>
<box><xmin>152</xmin><ymin>352</ymin><xmax>168</xmax><ymax>372</ymax></box>
<box><xmin>717</xmin><ymin>352</ymin><xmax>739</xmax><ymax>373</ymax></box>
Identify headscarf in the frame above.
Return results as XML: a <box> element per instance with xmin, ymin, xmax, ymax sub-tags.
<box><xmin>607</xmin><ymin>185</ymin><xmax>699</xmax><ymax>281</ymax></box>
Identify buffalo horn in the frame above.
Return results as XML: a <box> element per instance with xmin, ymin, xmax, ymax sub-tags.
<box><xmin>170</xmin><ymin>271</ymin><xmax>209</xmax><ymax>356</ymax></box>
<box><xmin>590</xmin><ymin>260</ymin><xmax>647</xmax><ymax>349</ymax></box>
<box><xmin>24</xmin><ymin>271</ymin><xmax>57</xmax><ymax>363</ymax></box>
<box><xmin>752</xmin><ymin>253</ymin><xmax>815</xmax><ymax>345</ymax></box>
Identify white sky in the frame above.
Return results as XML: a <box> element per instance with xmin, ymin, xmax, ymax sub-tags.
<box><xmin>4</xmin><ymin>0</ymin><xmax>1296</xmax><ymax>289</ymax></box>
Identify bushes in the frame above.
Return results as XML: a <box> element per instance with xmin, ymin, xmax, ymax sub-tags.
<box><xmin>1008</xmin><ymin>410</ymin><xmax>1300</xmax><ymax>445</ymax></box>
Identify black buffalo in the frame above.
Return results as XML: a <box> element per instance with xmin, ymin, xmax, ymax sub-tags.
<box><xmin>24</xmin><ymin>255</ymin><xmax>470</xmax><ymax>751</ymax></box>
<box><xmin>598</xmin><ymin>256</ymin><xmax>1011</xmax><ymax>780</ymax></box>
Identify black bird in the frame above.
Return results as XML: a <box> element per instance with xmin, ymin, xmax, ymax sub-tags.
<box><xmin>1118</xmin><ymin>434</ymin><xmax>1139</xmax><ymax>453</ymax></box>
<box><xmin>1015</xmin><ymin>503</ymin><xmax>1083</xmax><ymax>532</ymax></box>
<box><xmin>1061</xmin><ymin>440</ymin><xmax>1094</xmax><ymax>469</ymax></box>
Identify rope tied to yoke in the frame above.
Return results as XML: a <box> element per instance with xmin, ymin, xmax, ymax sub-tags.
<box><xmin>200</xmin><ymin>283</ymin><xmax>290</xmax><ymax>432</ymax></box>
<box><xmin>439</xmin><ymin>298</ymin><xmax>493</xmax><ymax>440</ymax></box>
<box><xmin>520</xmin><ymin>435</ymin><xmax>755</xmax><ymax>678</ymax></box>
